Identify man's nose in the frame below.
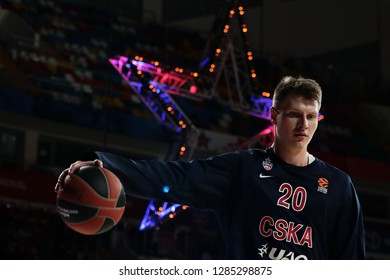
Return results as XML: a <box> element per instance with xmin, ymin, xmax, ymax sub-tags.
<box><xmin>298</xmin><ymin>115</ymin><xmax>309</xmax><ymax>128</ymax></box>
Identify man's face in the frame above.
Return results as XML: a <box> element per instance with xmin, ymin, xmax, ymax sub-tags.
<box><xmin>271</xmin><ymin>94</ymin><xmax>320</xmax><ymax>151</ymax></box>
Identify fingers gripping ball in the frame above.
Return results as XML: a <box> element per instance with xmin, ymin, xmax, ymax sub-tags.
<box><xmin>56</xmin><ymin>166</ymin><xmax>126</xmax><ymax>235</ymax></box>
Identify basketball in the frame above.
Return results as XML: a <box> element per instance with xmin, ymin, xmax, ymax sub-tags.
<box><xmin>56</xmin><ymin>165</ymin><xmax>126</xmax><ymax>235</ymax></box>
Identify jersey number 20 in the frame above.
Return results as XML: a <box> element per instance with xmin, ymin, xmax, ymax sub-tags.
<box><xmin>277</xmin><ymin>183</ymin><xmax>307</xmax><ymax>212</ymax></box>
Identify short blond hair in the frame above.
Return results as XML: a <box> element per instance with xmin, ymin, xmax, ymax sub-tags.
<box><xmin>273</xmin><ymin>76</ymin><xmax>322</xmax><ymax>109</ymax></box>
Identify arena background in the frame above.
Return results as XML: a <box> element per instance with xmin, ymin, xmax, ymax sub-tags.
<box><xmin>0</xmin><ymin>0</ymin><xmax>389</xmax><ymax>260</ymax></box>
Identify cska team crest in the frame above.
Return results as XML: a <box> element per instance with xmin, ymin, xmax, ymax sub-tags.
<box><xmin>262</xmin><ymin>158</ymin><xmax>273</xmax><ymax>171</ymax></box>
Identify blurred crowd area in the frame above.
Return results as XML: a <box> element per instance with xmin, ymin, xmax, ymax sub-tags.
<box><xmin>0</xmin><ymin>201</ymin><xmax>225</xmax><ymax>260</ymax></box>
<box><xmin>0</xmin><ymin>0</ymin><xmax>388</xmax><ymax>161</ymax></box>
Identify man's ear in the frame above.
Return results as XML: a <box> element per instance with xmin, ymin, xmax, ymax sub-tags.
<box><xmin>270</xmin><ymin>107</ymin><xmax>278</xmax><ymax>124</ymax></box>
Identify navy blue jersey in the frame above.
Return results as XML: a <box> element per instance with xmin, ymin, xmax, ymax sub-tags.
<box><xmin>89</xmin><ymin>147</ymin><xmax>365</xmax><ymax>260</ymax></box>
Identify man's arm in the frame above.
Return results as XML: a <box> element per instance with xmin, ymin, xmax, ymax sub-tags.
<box><xmin>56</xmin><ymin>150</ymin><xmax>244</xmax><ymax>211</ymax></box>
<box><xmin>333</xmin><ymin>178</ymin><xmax>366</xmax><ymax>259</ymax></box>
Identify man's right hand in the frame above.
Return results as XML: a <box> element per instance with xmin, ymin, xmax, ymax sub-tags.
<box><xmin>54</xmin><ymin>159</ymin><xmax>103</xmax><ymax>193</ymax></box>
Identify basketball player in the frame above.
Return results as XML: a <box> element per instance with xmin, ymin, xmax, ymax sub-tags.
<box><xmin>55</xmin><ymin>76</ymin><xmax>366</xmax><ymax>259</ymax></box>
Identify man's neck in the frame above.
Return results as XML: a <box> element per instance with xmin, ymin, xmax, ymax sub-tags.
<box><xmin>271</xmin><ymin>143</ymin><xmax>309</xmax><ymax>167</ymax></box>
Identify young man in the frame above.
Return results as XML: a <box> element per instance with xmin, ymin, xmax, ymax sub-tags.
<box><xmin>55</xmin><ymin>76</ymin><xmax>366</xmax><ymax>259</ymax></box>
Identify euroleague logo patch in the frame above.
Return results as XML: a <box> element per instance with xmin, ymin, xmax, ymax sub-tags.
<box><xmin>317</xmin><ymin>177</ymin><xmax>329</xmax><ymax>194</ymax></box>
<box><xmin>262</xmin><ymin>158</ymin><xmax>273</xmax><ymax>171</ymax></box>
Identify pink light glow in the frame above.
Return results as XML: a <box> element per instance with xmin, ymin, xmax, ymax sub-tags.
<box><xmin>189</xmin><ymin>85</ymin><xmax>197</xmax><ymax>94</ymax></box>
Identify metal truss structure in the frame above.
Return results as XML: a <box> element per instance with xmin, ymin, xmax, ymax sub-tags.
<box><xmin>109</xmin><ymin>0</ymin><xmax>274</xmax><ymax>230</ymax></box>
<box><xmin>109</xmin><ymin>56</ymin><xmax>200</xmax><ymax>161</ymax></box>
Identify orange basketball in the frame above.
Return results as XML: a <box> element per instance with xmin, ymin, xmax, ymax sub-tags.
<box><xmin>56</xmin><ymin>165</ymin><xmax>126</xmax><ymax>235</ymax></box>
